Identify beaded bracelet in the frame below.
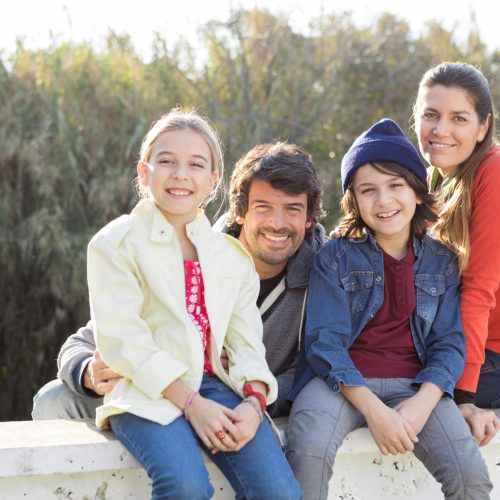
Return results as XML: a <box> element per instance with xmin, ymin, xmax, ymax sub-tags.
<box><xmin>242</xmin><ymin>397</ymin><xmax>263</xmax><ymax>422</ymax></box>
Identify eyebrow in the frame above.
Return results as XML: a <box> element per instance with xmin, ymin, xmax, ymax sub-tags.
<box><xmin>424</xmin><ymin>106</ymin><xmax>472</xmax><ymax>115</ymax></box>
<box><xmin>355</xmin><ymin>176</ymin><xmax>402</xmax><ymax>189</ymax></box>
<box><xmin>155</xmin><ymin>150</ymin><xmax>209</xmax><ymax>162</ymax></box>
<box><xmin>251</xmin><ymin>198</ymin><xmax>306</xmax><ymax>209</ymax></box>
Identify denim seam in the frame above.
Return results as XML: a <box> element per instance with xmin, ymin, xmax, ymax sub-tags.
<box><xmin>418</xmin><ymin>406</ymin><xmax>468</xmax><ymax>498</ymax></box>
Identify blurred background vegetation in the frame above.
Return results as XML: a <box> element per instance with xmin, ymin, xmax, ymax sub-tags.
<box><xmin>1</xmin><ymin>8</ymin><xmax>499</xmax><ymax>420</ymax></box>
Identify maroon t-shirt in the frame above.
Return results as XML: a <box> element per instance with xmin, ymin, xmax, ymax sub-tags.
<box><xmin>348</xmin><ymin>245</ymin><xmax>423</xmax><ymax>378</ymax></box>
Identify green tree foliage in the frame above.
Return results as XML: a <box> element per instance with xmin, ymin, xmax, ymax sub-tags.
<box><xmin>1</xmin><ymin>9</ymin><xmax>498</xmax><ymax>420</ymax></box>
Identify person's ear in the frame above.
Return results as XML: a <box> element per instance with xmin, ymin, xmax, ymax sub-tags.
<box><xmin>478</xmin><ymin>113</ymin><xmax>491</xmax><ymax>143</ymax></box>
<box><xmin>137</xmin><ymin>161</ymin><xmax>149</xmax><ymax>186</ymax></box>
<box><xmin>236</xmin><ymin>216</ymin><xmax>245</xmax><ymax>225</ymax></box>
<box><xmin>210</xmin><ymin>171</ymin><xmax>219</xmax><ymax>191</ymax></box>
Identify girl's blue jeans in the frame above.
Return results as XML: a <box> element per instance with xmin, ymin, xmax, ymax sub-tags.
<box><xmin>110</xmin><ymin>374</ymin><xmax>302</xmax><ymax>500</ymax></box>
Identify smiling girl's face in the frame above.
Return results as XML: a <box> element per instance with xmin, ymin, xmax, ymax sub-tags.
<box><xmin>415</xmin><ymin>84</ymin><xmax>489</xmax><ymax>177</ymax></box>
<box><xmin>137</xmin><ymin>128</ymin><xmax>217</xmax><ymax>226</ymax></box>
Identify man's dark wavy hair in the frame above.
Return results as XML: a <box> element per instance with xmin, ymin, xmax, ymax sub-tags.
<box><xmin>226</xmin><ymin>142</ymin><xmax>323</xmax><ymax>237</ymax></box>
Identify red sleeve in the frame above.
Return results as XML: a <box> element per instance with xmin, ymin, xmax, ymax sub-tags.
<box><xmin>457</xmin><ymin>147</ymin><xmax>500</xmax><ymax>392</ymax></box>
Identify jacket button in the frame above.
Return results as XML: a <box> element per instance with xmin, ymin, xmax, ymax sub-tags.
<box><xmin>375</xmin><ymin>275</ymin><xmax>382</xmax><ymax>282</ymax></box>
<box><xmin>160</xmin><ymin>230</ymin><xmax>165</xmax><ymax>235</ymax></box>
<box><xmin>430</xmin><ymin>288</ymin><xmax>436</xmax><ymax>293</ymax></box>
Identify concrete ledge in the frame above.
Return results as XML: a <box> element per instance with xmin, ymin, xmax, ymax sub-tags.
<box><xmin>1</xmin><ymin>417</ymin><xmax>499</xmax><ymax>499</ymax></box>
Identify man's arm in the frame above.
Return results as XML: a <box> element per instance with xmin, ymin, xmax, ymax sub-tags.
<box><xmin>57</xmin><ymin>321</ymin><xmax>121</xmax><ymax>396</ymax></box>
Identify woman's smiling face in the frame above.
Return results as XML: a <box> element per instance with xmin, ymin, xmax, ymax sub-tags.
<box><xmin>415</xmin><ymin>84</ymin><xmax>489</xmax><ymax>176</ymax></box>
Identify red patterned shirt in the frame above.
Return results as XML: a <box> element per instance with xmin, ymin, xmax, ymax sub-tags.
<box><xmin>184</xmin><ymin>260</ymin><xmax>214</xmax><ymax>374</ymax></box>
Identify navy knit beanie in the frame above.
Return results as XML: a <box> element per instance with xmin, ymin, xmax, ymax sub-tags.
<box><xmin>340</xmin><ymin>118</ymin><xmax>427</xmax><ymax>192</ymax></box>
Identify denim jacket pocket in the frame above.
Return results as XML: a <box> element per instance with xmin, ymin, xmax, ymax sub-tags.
<box><xmin>341</xmin><ymin>271</ymin><xmax>373</xmax><ymax>314</ymax></box>
<box><xmin>415</xmin><ymin>274</ymin><xmax>445</xmax><ymax>323</ymax></box>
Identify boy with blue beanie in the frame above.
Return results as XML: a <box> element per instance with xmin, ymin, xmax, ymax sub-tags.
<box><xmin>287</xmin><ymin>118</ymin><xmax>492</xmax><ymax>499</ymax></box>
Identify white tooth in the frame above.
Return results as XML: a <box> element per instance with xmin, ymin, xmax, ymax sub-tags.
<box><xmin>265</xmin><ymin>234</ymin><xmax>287</xmax><ymax>241</ymax></box>
<box><xmin>378</xmin><ymin>210</ymin><xmax>398</xmax><ymax>218</ymax></box>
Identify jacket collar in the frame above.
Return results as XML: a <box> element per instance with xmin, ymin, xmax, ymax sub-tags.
<box><xmin>351</xmin><ymin>228</ymin><xmax>425</xmax><ymax>261</ymax></box>
<box><xmin>132</xmin><ymin>199</ymin><xmax>212</xmax><ymax>244</ymax></box>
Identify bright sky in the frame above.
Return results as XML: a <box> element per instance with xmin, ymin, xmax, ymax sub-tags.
<box><xmin>1</xmin><ymin>0</ymin><xmax>497</xmax><ymax>59</ymax></box>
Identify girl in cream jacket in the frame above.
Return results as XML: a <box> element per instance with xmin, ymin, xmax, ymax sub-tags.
<box><xmin>87</xmin><ymin>108</ymin><xmax>301</xmax><ymax>500</ymax></box>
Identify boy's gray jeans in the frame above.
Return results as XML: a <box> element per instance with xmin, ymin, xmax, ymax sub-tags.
<box><xmin>287</xmin><ymin>377</ymin><xmax>492</xmax><ymax>500</ymax></box>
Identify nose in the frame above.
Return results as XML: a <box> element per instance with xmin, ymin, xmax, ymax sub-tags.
<box><xmin>376</xmin><ymin>188</ymin><xmax>392</xmax><ymax>207</ymax></box>
<box><xmin>172</xmin><ymin>162</ymin><xmax>189</xmax><ymax>180</ymax></box>
<box><xmin>432</xmin><ymin>118</ymin><xmax>450</xmax><ymax>136</ymax></box>
<box><xmin>268</xmin><ymin>208</ymin><xmax>286</xmax><ymax>229</ymax></box>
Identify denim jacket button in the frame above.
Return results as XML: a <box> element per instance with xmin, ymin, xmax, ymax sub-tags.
<box><xmin>430</xmin><ymin>287</ymin><xmax>436</xmax><ymax>293</ymax></box>
<box><xmin>375</xmin><ymin>275</ymin><xmax>382</xmax><ymax>282</ymax></box>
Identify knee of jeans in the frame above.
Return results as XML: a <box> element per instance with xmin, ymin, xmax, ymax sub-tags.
<box><xmin>287</xmin><ymin>409</ymin><xmax>339</xmax><ymax>461</ymax></box>
<box><xmin>32</xmin><ymin>380</ymin><xmax>66</xmax><ymax>420</ymax></box>
<box><xmin>438</xmin><ymin>439</ymin><xmax>492</xmax><ymax>496</ymax></box>
<box><xmin>459</xmin><ymin>451</ymin><xmax>492</xmax><ymax>493</ymax></box>
<box><xmin>32</xmin><ymin>379</ymin><xmax>89</xmax><ymax>420</ymax></box>
<box><xmin>257</xmin><ymin>475</ymin><xmax>302</xmax><ymax>500</ymax></box>
<box><xmin>152</xmin><ymin>467</ymin><xmax>214</xmax><ymax>500</ymax></box>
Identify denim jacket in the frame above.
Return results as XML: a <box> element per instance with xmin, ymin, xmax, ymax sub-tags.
<box><xmin>290</xmin><ymin>231</ymin><xmax>465</xmax><ymax>399</ymax></box>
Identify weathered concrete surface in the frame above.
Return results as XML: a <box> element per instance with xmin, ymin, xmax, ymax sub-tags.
<box><xmin>0</xmin><ymin>417</ymin><xmax>498</xmax><ymax>499</ymax></box>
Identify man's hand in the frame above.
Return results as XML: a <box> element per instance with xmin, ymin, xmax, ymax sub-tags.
<box><xmin>220</xmin><ymin>347</ymin><xmax>229</xmax><ymax>372</ymax></box>
<box><xmin>459</xmin><ymin>403</ymin><xmax>500</xmax><ymax>446</ymax></box>
<box><xmin>83</xmin><ymin>350</ymin><xmax>122</xmax><ymax>395</ymax></box>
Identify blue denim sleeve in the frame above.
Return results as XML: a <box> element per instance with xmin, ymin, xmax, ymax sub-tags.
<box><xmin>304</xmin><ymin>244</ymin><xmax>366</xmax><ymax>392</ymax></box>
<box><xmin>413</xmin><ymin>256</ymin><xmax>466</xmax><ymax>397</ymax></box>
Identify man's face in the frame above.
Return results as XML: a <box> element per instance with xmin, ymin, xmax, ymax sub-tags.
<box><xmin>237</xmin><ymin>178</ymin><xmax>311</xmax><ymax>279</ymax></box>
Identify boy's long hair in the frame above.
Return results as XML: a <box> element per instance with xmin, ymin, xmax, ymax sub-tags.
<box><xmin>336</xmin><ymin>161</ymin><xmax>438</xmax><ymax>239</ymax></box>
<box><xmin>414</xmin><ymin>62</ymin><xmax>496</xmax><ymax>274</ymax></box>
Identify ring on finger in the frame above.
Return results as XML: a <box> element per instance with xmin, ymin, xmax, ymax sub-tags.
<box><xmin>215</xmin><ymin>429</ymin><xmax>226</xmax><ymax>441</ymax></box>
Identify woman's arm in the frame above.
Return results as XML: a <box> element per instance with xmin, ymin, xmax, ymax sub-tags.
<box><xmin>458</xmin><ymin>151</ymin><xmax>500</xmax><ymax>392</ymax></box>
<box><xmin>456</xmin><ymin>151</ymin><xmax>500</xmax><ymax>444</ymax></box>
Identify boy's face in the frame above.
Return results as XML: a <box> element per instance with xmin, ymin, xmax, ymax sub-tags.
<box><xmin>352</xmin><ymin>164</ymin><xmax>421</xmax><ymax>254</ymax></box>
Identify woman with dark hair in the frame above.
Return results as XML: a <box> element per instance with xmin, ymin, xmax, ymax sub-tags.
<box><xmin>414</xmin><ymin>61</ymin><xmax>500</xmax><ymax>445</ymax></box>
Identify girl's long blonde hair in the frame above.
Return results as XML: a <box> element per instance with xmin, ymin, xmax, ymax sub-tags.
<box><xmin>414</xmin><ymin>62</ymin><xmax>496</xmax><ymax>274</ymax></box>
